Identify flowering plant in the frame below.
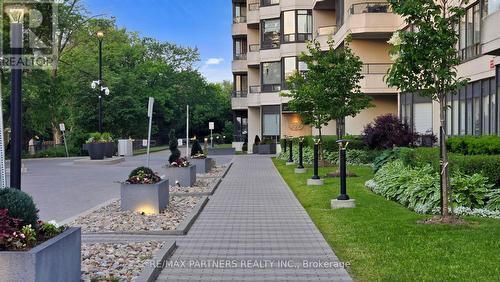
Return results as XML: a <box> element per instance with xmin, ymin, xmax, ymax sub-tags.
<box><xmin>191</xmin><ymin>153</ymin><xmax>206</xmax><ymax>159</ymax></box>
<box><xmin>126</xmin><ymin>167</ymin><xmax>162</xmax><ymax>184</ymax></box>
<box><xmin>170</xmin><ymin>157</ymin><xmax>190</xmax><ymax>167</ymax></box>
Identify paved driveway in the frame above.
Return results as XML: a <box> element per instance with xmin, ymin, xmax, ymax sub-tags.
<box><xmin>11</xmin><ymin>152</ymin><xmax>233</xmax><ymax>222</ymax></box>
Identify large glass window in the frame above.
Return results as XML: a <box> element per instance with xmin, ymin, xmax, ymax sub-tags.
<box><xmin>233</xmin><ymin>3</ymin><xmax>247</xmax><ymax>23</ymax></box>
<box><xmin>233</xmin><ymin>74</ymin><xmax>248</xmax><ymax>97</ymax></box>
<box><xmin>489</xmin><ymin>0</ymin><xmax>500</xmax><ymax>13</ymax></box>
<box><xmin>446</xmin><ymin>94</ymin><xmax>452</xmax><ymax>135</ymax></box>
<box><xmin>453</xmin><ymin>96</ymin><xmax>459</xmax><ymax>135</ymax></box>
<box><xmin>460</xmin><ymin>88</ymin><xmax>466</xmax><ymax>135</ymax></box>
<box><xmin>262</xmin><ymin>61</ymin><xmax>281</xmax><ymax>92</ymax></box>
<box><xmin>473</xmin><ymin>82</ymin><xmax>482</xmax><ymax>135</ymax></box>
<box><xmin>467</xmin><ymin>85</ymin><xmax>473</xmax><ymax>135</ymax></box>
<box><xmin>262</xmin><ymin>105</ymin><xmax>281</xmax><ymax>138</ymax></box>
<box><xmin>413</xmin><ymin>102</ymin><xmax>433</xmax><ymax>134</ymax></box>
<box><xmin>283</xmin><ymin>57</ymin><xmax>297</xmax><ymax>81</ymax></box>
<box><xmin>459</xmin><ymin>2</ymin><xmax>483</xmax><ymax>60</ymax></box>
<box><xmin>483</xmin><ymin>80</ymin><xmax>490</xmax><ymax>134</ymax></box>
<box><xmin>261</xmin><ymin>19</ymin><xmax>280</xmax><ymax>49</ymax></box>
<box><xmin>261</xmin><ymin>0</ymin><xmax>279</xmax><ymax>7</ymax></box>
<box><xmin>282</xmin><ymin>10</ymin><xmax>312</xmax><ymax>43</ymax></box>
<box><xmin>491</xmin><ymin>78</ymin><xmax>497</xmax><ymax>134</ymax></box>
<box><xmin>234</xmin><ymin>37</ymin><xmax>247</xmax><ymax>60</ymax></box>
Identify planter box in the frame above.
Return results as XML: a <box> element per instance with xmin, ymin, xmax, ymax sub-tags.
<box><xmin>207</xmin><ymin>148</ymin><xmax>236</xmax><ymax>156</ymax></box>
<box><xmin>165</xmin><ymin>165</ymin><xmax>196</xmax><ymax>187</ymax></box>
<box><xmin>104</xmin><ymin>142</ymin><xmax>116</xmax><ymax>158</ymax></box>
<box><xmin>87</xmin><ymin>143</ymin><xmax>105</xmax><ymax>160</ymax></box>
<box><xmin>190</xmin><ymin>158</ymin><xmax>213</xmax><ymax>173</ymax></box>
<box><xmin>121</xmin><ymin>179</ymin><xmax>170</xmax><ymax>214</ymax></box>
<box><xmin>254</xmin><ymin>144</ymin><xmax>276</xmax><ymax>155</ymax></box>
<box><xmin>0</xmin><ymin>227</ymin><xmax>81</xmax><ymax>282</ymax></box>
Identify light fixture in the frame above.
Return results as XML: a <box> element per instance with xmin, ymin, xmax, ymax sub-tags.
<box><xmin>96</xmin><ymin>31</ymin><xmax>104</xmax><ymax>38</ymax></box>
<box><xmin>5</xmin><ymin>6</ymin><xmax>26</xmax><ymax>24</ymax></box>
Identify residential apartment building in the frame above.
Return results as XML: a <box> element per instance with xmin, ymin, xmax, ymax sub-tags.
<box><xmin>231</xmin><ymin>0</ymin><xmax>500</xmax><ymax>152</ymax></box>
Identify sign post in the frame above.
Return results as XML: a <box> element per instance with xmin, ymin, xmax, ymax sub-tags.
<box><xmin>59</xmin><ymin>123</ymin><xmax>69</xmax><ymax>158</ymax></box>
<box><xmin>209</xmin><ymin>122</ymin><xmax>214</xmax><ymax>148</ymax></box>
<box><xmin>186</xmin><ymin>105</ymin><xmax>189</xmax><ymax>158</ymax></box>
<box><xmin>0</xmin><ymin>80</ymin><xmax>6</xmax><ymax>188</ymax></box>
<box><xmin>146</xmin><ymin>97</ymin><xmax>154</xmax><ymax>167</ymax></box>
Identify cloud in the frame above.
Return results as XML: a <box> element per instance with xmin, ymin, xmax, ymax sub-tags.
<box><xmin>205</xmin><ymin>58</ymin><xmax>224</xmax><ymax>65</ymax></box>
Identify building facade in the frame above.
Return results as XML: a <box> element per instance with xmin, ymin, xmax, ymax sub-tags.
<box><xmin>231</xmin><ymin>0</ymin><xmax>500</xmax><ymax>152</ymax></box>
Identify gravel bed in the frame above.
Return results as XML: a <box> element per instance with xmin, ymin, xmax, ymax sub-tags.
<box><xmin>171</xmin><ymin>166</ymin><xmax>225</xmax><ymax>194</ymax></box>
<box><xmin>81</xmin><ymin>241</ymin><xmax>163</xmax><ymax>281</ymax></box>
<box><xmin>71</xmin><ymin>196</ymin><xmax>198</xmax><ymax>233</ymax></box>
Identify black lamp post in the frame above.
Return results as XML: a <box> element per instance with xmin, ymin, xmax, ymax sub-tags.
<box><xmin>336</xmin><ymin>140</ymin><xmax>350</xmax><ymax>200</ymax></box>
<box><xmin>287</xmin><ymin>138</ymin><xmax>293</xmax><ymax>163</ymax></box>
<box><xmin>312</xmin><ymin>140</ymin><xmax>320</xmax><ymax>180</ymax></box>
<box><xmin>8</xmin><ymin>7</ymin><xmax>25</xmax><ymax>190</ymax></box>
<box><xmin>97</xmin><ymin>31</ymin><xmax>104</xmax><ymax>133</ymax></box>
<box><xmin>297</xmin><ymin>138</ymin><xmax>304</xmax><ymax>170</ymax></box>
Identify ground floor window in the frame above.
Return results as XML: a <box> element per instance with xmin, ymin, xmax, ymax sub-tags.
<box><xmin>234</xmin><ymin>110</ymin><xmax>248</xmax><ymax>142</ymax></box>
<box><xmin>262</xmin><ymin>105</ymin><xmax>281</xmax><ymax>140</ymax></box>
<box><xmin>445</xmin><ymin>75</ymin><xmax>498</xmax><ymax>136</ymax></box>
<box><xmin>400</xmin><ymin>93</ymin><xmax>433</xmax><ymax>134</ymax></box>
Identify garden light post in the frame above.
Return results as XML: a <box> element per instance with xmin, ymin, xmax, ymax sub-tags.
<box><xmin>286</xmin><ymin>137</ymin><xmax>294</xmax><ymax>165</ymax></box>
<box><xmin>331</xmin><ymin>140</ymin><xmax>356</xmax><ymax>209</ymax></box>
<box><xmin>295</xmin><ymin>137</ymin><xmax>306</xmax><ymax>174</ymax></box>
<box><xmin>97</xmin><ymin>31</ymin><xmax>104</xmax><ymax>133</ymax></box>
<box><xmin>7</xmin><ymin>6</ymin><xmax>26</xmax><ymax>190</ymax></box>
<box><xmin>307</xmin><ymin>139</ymin><xmax>324</xmax><ymax>186</ymax></box>
<box><xmin>283</xmin><ymin>135</ymin><xmax>287</xmax><ymax>153</ymax></box>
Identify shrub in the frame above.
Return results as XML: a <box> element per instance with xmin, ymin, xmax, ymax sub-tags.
<box><xmin>191</xmin><ymin>140</ymin><xmax>204</xmax><ymax>157</ymax></box>
<box><xmin>278</xmin><ymin>148</ymin><xmax>372</xmax><ymax>166</ymax></box>
<box><xmin>487</xmin><ymin>190</ymin><xmax>500</xmax><ymax>211</ymax></box>
<box><xmin>447</xmin><ymin>135</ymin><xmax>500</xmax><ymax>155</ymax></box>
<box><xmin>127</xmin><ymin>167</ymin><xmax>161</xmax><ymax>184</ymax></box>
<box><xmin>0</xmin><ymin>188</ymin><xmax>39</xmax><ymax>226</ymax></box>
<box><xmin>168</xmin><ymin>129</ymin><xmax>181</xmax><ymax>163</ymax></box>
<box><xmin>0</xmin><ymin>209</ymin><xmax>22</xmax><ymax>250</ymax></box>
<box><xmin>254</xmin><ymin>135</ymin><xmax>261</xmax><ymax>145</ymax></box>
<box><xmin>100</xmin><ymin>132</ymin><xmax>113</xmax><ymax>142</ymax></box>
<box><xmin>363</xmin><ymin>114</ymin><xmax>417</xmax><ymax>150</ymax></box>
<box><xmin>372</xmin><ymin>149</ymin><xmax>400</xmax><ymax>173</ymax></box>
<box><xmin>449</xmin><ymin>155</ymin><xmax>500</xmax><ymax>189</ymax></box>
<box><xmin>451</xmin><ymin>172</ymin><xmax>493</xmax><ymax>208</ymax></box>
<box><xmin>86</xmin><ymin>132</ymin><xmax>105</xmax><ymax>143</ymax></box>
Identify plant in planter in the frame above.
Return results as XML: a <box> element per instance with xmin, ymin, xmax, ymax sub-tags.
<box><xmin>101</xmin><ymin>132</ymin><xmax>116</xmax><ymax>158</ymax></box>
<box><xmin>253</xmin><ymin>135</ymin><xmax>261</xmax><ymax>154</ymax></box>
<box><xmin>86</xmin><ymin>132</ymin><xmax>106</xmax><ymax>160</ymax></box>
<box><xmin>190</xmin><ymin>140</ymin><xmax>213</xmax><ymax>173</ymax></box>
<box><xmin>121</xmin><ymin>167</ymin><xmax>169</xmax><ymax>214</ymax></box>
<box><xmin>0</xmin><ymin>188</ymin><xmax>81</xmax><ymax>281</ymax></box>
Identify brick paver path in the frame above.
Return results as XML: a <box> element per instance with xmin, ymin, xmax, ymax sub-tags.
<box><xmin>157</xmin><ymin>155</ymin><xmax>352</xmax><ymax>281</ymax></box>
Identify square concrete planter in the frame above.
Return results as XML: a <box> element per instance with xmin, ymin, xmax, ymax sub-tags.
<box><xmin>120</xmin><ymin>179</ymin><xmax>170</xmax><ymax>214</ymax></box>
<box><xmin>0</xmin><ymin>227</ymin><xmax>81</xmax><ymax>282</ymax></box>
<box><xmin>254</xmin><ymin>144</ymin><xmax>276</xmax><ymax>155</ymax></box>
<box><xmin>165</xmin><ymin>165</ymin><xmax>196</xmax><ymax>187</ymax></box>
<box><xmin>190</xmin><ymin>158</ymin><xmax>213</xmax><ymax>173</ymax></box>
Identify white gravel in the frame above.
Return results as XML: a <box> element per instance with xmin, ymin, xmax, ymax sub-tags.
<box><xmin>170</xmin><ymin>166</ymin><xmax>225</xmax><ymax>194</ymax></box>
<box><xmin>81</xmin><ymin>241</ymin><xmax>163</xmax><ymax>282</ymax></box>
<box><xmin>71</xmin><ymin>196</ymin><xmax>199</xmax><ymax>233</ymax></box>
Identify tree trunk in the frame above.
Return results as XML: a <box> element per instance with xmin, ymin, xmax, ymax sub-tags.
<box><xmin>439</xmin><ymin>98</ymin><xmax>450</xmax><ymax>218</ymax></box>
<box><xmin>52</xmin><ymin>123</ymin><xmax>62</xmax><ymax>145</ymax></box>
<box><xmin>318</xmin><ymin>126</ymin><xmax>324</xmax><ymax>161</ymax></box>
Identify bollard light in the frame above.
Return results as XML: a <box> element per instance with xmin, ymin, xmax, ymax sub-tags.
<box><xmin>297</xmin><ymin>138</ymin><xmax>304</xmax><ymax>169</ymax></box>
<box><xmin>336</xmin><ymin>140</ymin><xmax>350</xmax><ymax>200</ymax></box>
<box><xmin>312</xmin><ymin>138</ymin><xmax>320</xmax><ymax>180</ymax></box>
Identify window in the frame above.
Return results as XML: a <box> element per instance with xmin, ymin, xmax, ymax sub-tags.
<box><xmin>233</xmin><ymin>3</ymin><xmax>247</xmax><ymax>23</ymax></box>
<box><xmin>262</xmin><ymin>105</ymin><xmax>281</xmax><ymax>138</ymax></box>
<box><xmin>335</xmin><ymin>0</ymin><xmax>344</xmax><ymax>27</ymax></box>
<box><xmin>413</xmin><ymin>96</ymin><xmax>433</xmax><ymax>134</ymax></box>
<box><xmin>446</xmin><ymin>94</ymin><xmax>452</xmax><ymax>135</ymax></box>
<box><xmin>233</xmin><ymin>74</ymin><xmax>248</xmax><ymax>97</ymax></box>
<box><xmin>234</xmin><ymin>38</ymin><xmax>247</xmax><ymax>60</ymax></box>
<box><xmin>459</xmin><ymin>2</ymin><xmax>483</xmax><ymax>60</ymax></box>
<box><xmin>482</xmin><ymin>80</ymin><xmax>490</xmax><ymax>134</ymax></box>
<box><xmin>490</xmin><ymin>78</ymin><xmax>497</xmax><ymax>134</ymax></box>
<box><xmin>282</xmin><ymin>10</ymin><xmax>312</xmax><ymax>43</ymax></box>
<box><xmin>261</xmin><ymin>18</ymin><xmax>280</xmax><ymax>49</ymax></box>
<box><xmin>261</xmin><ymin>0</ymin><xmax>279</xmax><ymax>7</ymax></box>
<box><xmin>489</xmin><ymin>0</ymin><xmax>500</xmax><ymax>13</ymax></box>
<box><xmin>473</xmin><ymin>81</ymin><xmax>481</xmax><ymax>135</ymax></box>
<box><xmin>467</xmin><ymin>84</ymin><xmax>473</xmax><ymax>135</ymax></box>
<box><xmin>460</xmin><ymin>88</ymin><xmax>466</xmax><ymax>135</ymax></box>
<box><xmin>262</xmin><ymin>62</ymin><xmax>281</xmax><ymax>92</ymax></box>
<box><xmin>283</xmin><ymin>57</ymin><xmax>297</xmax><ymax>81</ymax></box>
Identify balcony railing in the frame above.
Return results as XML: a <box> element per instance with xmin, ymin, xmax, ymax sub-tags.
<box><xmin>249</xmin><ymin>44</ymin><xmax>260</xmax><ymax>52</ymax></box>
<box><xmin>233</xmin><ymin>91</ymin><xmax>248</xmax><ymax>98</ymax></box>
<box><xmin>350</xmin><ymin>2</ymin><xmax>392</xmax><ymax>14</ymax></box>
<box><xmin>261</xmin><ymin>84</ymin><xmax>281</xmax><ymax>92</ymax></box>
<box><xmin>249</xmin><ymin>85</ymin><xmax>261</xmax><ymax>93</ymax></box>
<box><xmin>316</xmin><ymin>25</ymin><xmax>338</xmax><ymax>37</ymax></box>
<box><xmin>249</xmin><ymin>1</ymin><xmax>260</xmax><ymax>11</ymax></box>
<box><xmin>233</xmin><ymin>16</ymin><xmax>247</xmax><ymax>23</ymax></box>
<box><xmin>234</xmin><ymin>53</ymin><xmax>248</xmax><ymax>60</ymax></box>
<box><xmin>361</xmin><ymin>63</ymin><xmax>392</xmax><ymax>74</ymax></box>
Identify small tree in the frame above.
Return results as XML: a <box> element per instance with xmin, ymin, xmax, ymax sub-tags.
<box><xmin>385</xmin><ymin>0</ymin><xmax>468</xmax><ymax>219</ymax></box>
<box><xmin>283</xmin><ymin>38</ymin><xmax>372</xmax><ymax>141</ymax></box>
<box><xmin>191</xmin><ymin>139</ymin><xmax>203</xmax><ymax>157</ymax></box>
<box><xmin>168</xmin><ymin>129</ymin><xmax>181</xmax><ymax>163</ymax></box>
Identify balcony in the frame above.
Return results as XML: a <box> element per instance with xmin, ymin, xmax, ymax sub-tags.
<box><xmin>313</xmin><ymin>0</ymin><xmax>335</xmax><ymax>10</ymax></box>
<box><xmin>248</xmin><ymin>44</ymin><xmax>261</xmax><ymax>66</ymax></box>
<box><xmin>232</xmin><ymin>93</ymin><xmax>248</xmax><ymax>110</ymax></box>
<box><xmin>233</xmin><ymin>91</ymin><xmax>248</xmax><ymax>98</ymax></box>
<box><xmin>482</xmin><ymin>10</ymin><xmax>500</xmax><ymax>56</ymax></box>
<box><xmin>232</xmin><ymin>58</ymin><xmax>248</xmax><ymax>73</ymax></box>
<box><xmin>346</xmin><ymin>2</ymin><xmax>403</xmax><ymax>39</ymax></box>
<box><xmin>315</xmin><ymin>25</ymin><xmax>337</xmax><ymax>47</ymax></box>
<box><xmin>248</xmin><ymin>1</ymin><xmax>260</xmax><ymax>25</ymax></box>
<box><xmin>233</xmin><ymin>16</ymin><xmax>247</xmax><ymax>24</ymax></box>
<box><xmin>232</xmin><ymin>21</ymin><xmax>248</xmax><ymax>35</ymax></box>
<box><xmin>248</xmin><ymin>86</ymin><xmax>261</xmax><ymax>106</ymax></box>
<box><xmin>359</xmin><ymin>63</ymin><xmax>396</xmax><ymax>93</ymax></box>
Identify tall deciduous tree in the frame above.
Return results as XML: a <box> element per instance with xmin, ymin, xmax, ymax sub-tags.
<box><xmin>283</xmin><ymin>39</ymin><xmax>371</xmax><ymax>141</ymax></box>
<box><xmin>385</xmin><ymin>0</ymin><xmax>468</xmax><ymax>219</ymax></box>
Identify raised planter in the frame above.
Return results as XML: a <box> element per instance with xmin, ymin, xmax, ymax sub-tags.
<box><xmin>104</xmin><ymin>142</ymin><xmax>116</xmax><ymax>158</ymax></box>
<box><xmin>190</xmin><ymin>158</ymin><xmax>213</xmax><ymax>173</ymax></box>
<box><xmin>254</xmin><ymin>144</ymin><xmax>276</xmax><ymax>155</ymax></box>
<box><xmin>0</xmin><ymin>227</ymin><xmax>81</xmax><ymax>282</ymax></box>
<box><xmin>120</xmin><ymin>179</ymin><xmax>170</xmax><ymax>214</ymax></box>
<box><xmin>165</xmin><ymin>165</ymin><xmax>196</xmax><ymax>187</ymax></box>
<box><xmin>87</xmin><ymin>143</ymin><xmax>105</xmax><ymax>160</ymax></box>
<box><xmin>207</xmin><ymin>148</ymin><xmax>236</xmax><ymax>156</ymax></box>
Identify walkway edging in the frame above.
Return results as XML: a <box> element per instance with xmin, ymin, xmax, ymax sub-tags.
<box><xmin>136</xmin><ymin>240</ymin><xmax>177</xmax><ymax>282</ymax></box>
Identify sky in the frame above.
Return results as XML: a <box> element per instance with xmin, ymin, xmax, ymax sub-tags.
<box><xmin>84</xmin><ymin>0</ymin><xmax>233</xmax><ymax>83</ymax></box>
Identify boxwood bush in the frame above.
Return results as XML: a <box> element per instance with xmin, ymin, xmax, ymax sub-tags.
<box><xmin>447</xmin><ymin>136</ymin><xmax>500</xmax><ymax>155</ymax></box>
<box><xmin>0</xmin><ymin>188</ymin><xmax>39</xmax><ymax>226</ymax></box>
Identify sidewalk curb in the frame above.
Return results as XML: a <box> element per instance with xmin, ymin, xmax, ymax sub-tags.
<box><xmin>59</xmin><ymin>198</ymin><xmax>120</xmax><ymax>226</ymax></box>
<box><xmin>170</xmin><ymin>178</ymin><xmax>222</xmax><ymax>197</ymax></box>
<box><xmin>136</xmin><ymin>240</ymin><xmax>177</xmax><ymax>282</ymax></box>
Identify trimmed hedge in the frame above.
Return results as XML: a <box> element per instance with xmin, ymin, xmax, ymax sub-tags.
<box><xmin>280</xmin><ymin>135</ymin><xmax>367</xmax><ymax>151</ymax></box>
<box><xmin>447</xmin><ymin>136</ymin><xmax>500</xmax><ymax>155</ymax></box>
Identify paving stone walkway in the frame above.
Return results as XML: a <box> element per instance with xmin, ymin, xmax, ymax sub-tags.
<box><xmin>157</xmin><ymin>155</ymin><xmax>352</xmax><ymax>281</ymax></box>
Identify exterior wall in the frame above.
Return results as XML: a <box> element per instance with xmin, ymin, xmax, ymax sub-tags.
<box><xmin>281</xmin><ymin>113</ymin><xmax>313</xmax><ymax>137</ymax></box>
<box><xmin>248</xmin><ymin>107</ymin><xmax>261</xmax><ymax>153</ymax></box>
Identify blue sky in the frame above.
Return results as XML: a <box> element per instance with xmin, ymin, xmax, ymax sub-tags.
<box><xmin>84</xmin><ymin>0</ymin><xmax>233</xmax><ymax>83</ymax></box>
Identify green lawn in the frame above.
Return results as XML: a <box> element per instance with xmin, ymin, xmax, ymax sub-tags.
<box><xmin>133</xmin><ymin>145</ymin><xmax>168</xmax><ymax>156</ymax></box>
<box><xmin>272</xmin><ymin>158</ymin><xmax>500</xmax><ymax>282</ymax></box>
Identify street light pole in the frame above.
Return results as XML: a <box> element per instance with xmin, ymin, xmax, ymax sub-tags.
<box><xmin>8</xmin><ymin>8</ymin><xmax>25</xmax><ymax>190</ymax></box>
<box><xmin>97</xmin><ymin>31</ymin><xmax>104</xmax><ymax>133</ymax></box>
